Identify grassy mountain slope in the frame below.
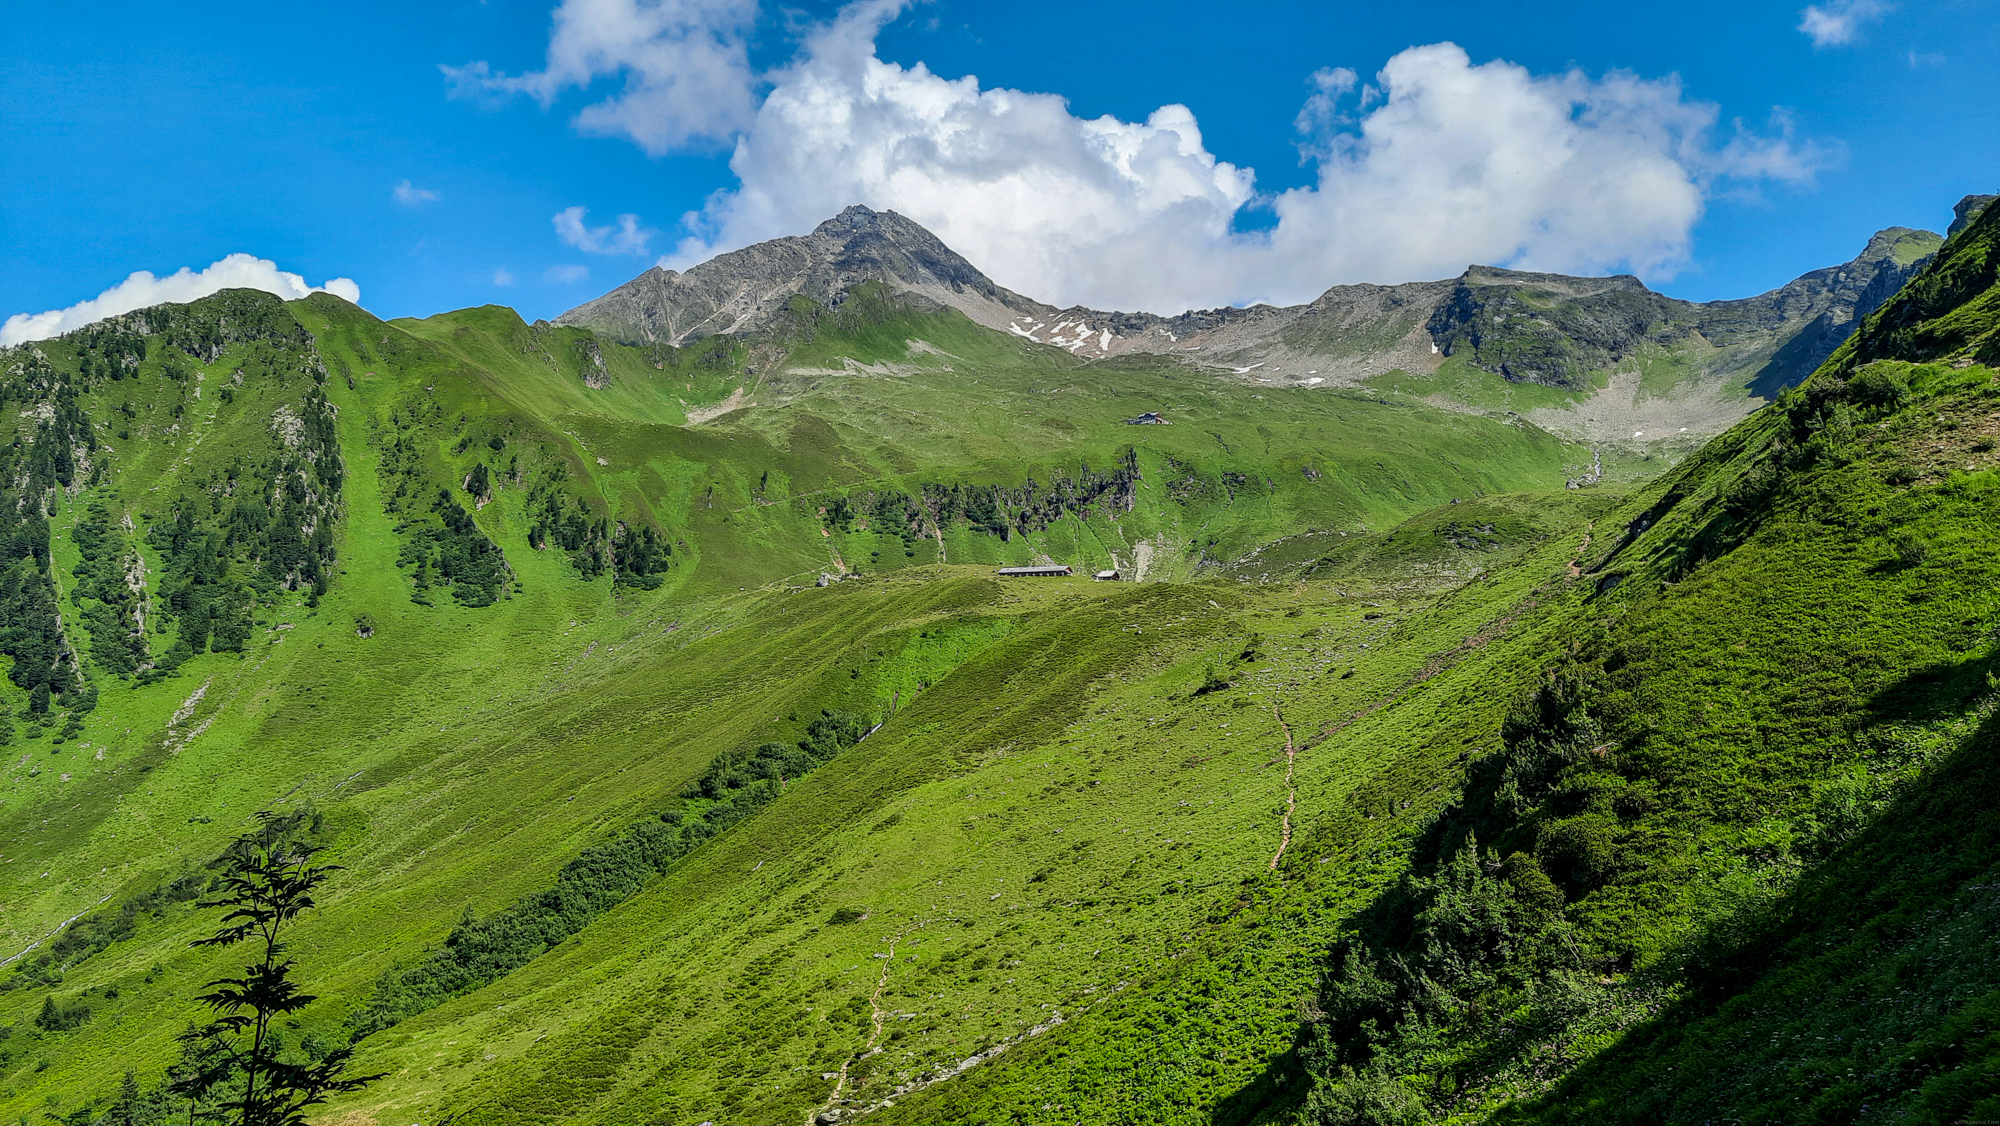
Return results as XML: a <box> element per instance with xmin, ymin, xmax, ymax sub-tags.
<box><xmin>0</xmin><ymin>285</ymin><xmax>1589</xmax><ymax>1121</ymax></box>
<box><xmin>349</xmin><ymin>489</ymin><xmax>1615</xmax><ymax>1126</ymax></box>
<box><xmin>1266</xmin><ymin>193</ymin><xmax>2000</xmax><ymax>1124</ymax></box>
<box><xmin>6</xmin><ymin>197</ymin><xmax>1993</xmax><ymax>1124</ymax></box>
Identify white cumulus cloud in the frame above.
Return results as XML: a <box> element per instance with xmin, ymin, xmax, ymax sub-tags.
<box><xmin>445</xmin><ymin>0</ymin><xmax>759</xmax><ymax>153</ymax></box>
<box><xmin>394</xmin><ymin>180</ymin><xmax>442</xmax><ymax>205</ymax></box>
<box><xmin>664</xmin><ymin>1</ymin><xmax>1257</xmax><ymax>310</ymax></box>
<box><xmin>493</xmin><ymin>268</ymin><xmax>517</xmax><ymax>286</ymax></box>
<box><xmin>1799</xmin><ymin>0</ymin><xmax>1891</xmax><ymax>47</ymax></box>
<box><xmin>2</xmin><ymin>255</ymin><xmax>361</xmax><ymax>348</ymax></box>
<box><xmin>546</xmin><ymin>264</ymin><xmax>592</xmax><ymax>283</ymax></box>
<box><xmin>506</xmin><ymin>0</ymin><xmax>1832</xmax><ymax>312</ymax></box>
<box><xmin>1252</xmin><ymin>45</ymin><xmax>1827</xmax><ymax>300</ymax></box>
<box><xmin>554</xmin><ymin>205</ymin><xmax>658</xmax><ymax>255</ymax></box>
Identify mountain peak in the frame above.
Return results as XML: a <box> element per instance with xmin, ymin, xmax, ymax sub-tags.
<box><xmin>813</xmin><ymin>203</ymin><xmax>886</xmax><ymax>232</ymax></box>
<box><xmin>554</xmin><ymin>197</ymin><xmax>1963</xmax><ymax>434</ymax></box>
<box><xmin>555</xmin><ymin>205</ymin><xmax>1045</xmax><ymax>346</ymax></box>
<box><xmin>1859</xmin><ymin>225</ymin><xmax>1945</xmax><ymax>267</ymax></box>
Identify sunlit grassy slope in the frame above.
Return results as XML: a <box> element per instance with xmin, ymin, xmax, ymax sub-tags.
<box><xmin>0</xmin><ymin>286</ymin><xmax>1593</xmax><ymax>1120</ymax></box>
<box><xmin>15</xmin><ymin>196</ymin><xmax>1996</xmax><ymax>1123</ymax></box>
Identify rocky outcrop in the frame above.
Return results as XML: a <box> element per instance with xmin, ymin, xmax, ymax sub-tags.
<box><xmin>1425</xmin><ymin>269</ymin><xmax>1698</xmax><ymax>390</ymax></box>
<box><xmin>1949</xmin><ymin>194</ymin><xmax>1997</xmax><ymax>238</ymax></box>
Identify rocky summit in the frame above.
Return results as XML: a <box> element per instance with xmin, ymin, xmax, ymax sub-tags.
<box><xmin>555</xmin><ymin>205</ymin><xmax>1047</xmax><ymax>348</ymax></box>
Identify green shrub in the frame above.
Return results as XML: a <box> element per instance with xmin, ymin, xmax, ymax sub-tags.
<box><xmin>1846</xmin><ymin>363</ymin><xmax>1910</xmax><ymax>409</ymax></box>
<box><xmin>34</xmin><ymin>995</ymin><xmax>90</xmax><ymax>1032</ymax></box>
<box><xmin>1537</xmin><ymin>815</ymin><xmax>1619</xmax><ymax>891</ymax></box>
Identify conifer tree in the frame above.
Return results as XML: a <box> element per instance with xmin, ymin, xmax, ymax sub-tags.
<box><xmin>106</xmin><ymin>1069</ymin><xmax>143</xmax><ymax>1126</ymax></box>
<box><xmin>169</xmin><ymin>818</ymin><xmax>381</xmax><ymax>1124</ymax></box>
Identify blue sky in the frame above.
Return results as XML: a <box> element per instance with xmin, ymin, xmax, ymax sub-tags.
<box><xmin>3</xmin><ymin>0</ymin><xmax>1996</xmax><ymax>335</ymax></box>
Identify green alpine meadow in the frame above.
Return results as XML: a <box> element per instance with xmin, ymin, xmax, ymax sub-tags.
<box><xmin>4</xmin><ymin>185</ymin><xmax>1999</xmax><ymax>1126</ymax></box>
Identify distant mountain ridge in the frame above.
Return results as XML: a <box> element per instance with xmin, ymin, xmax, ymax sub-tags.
<box><xmin>559</xmin><ymin>199</ymin><xmax>1993</xmax><ymax>440</ymax></box>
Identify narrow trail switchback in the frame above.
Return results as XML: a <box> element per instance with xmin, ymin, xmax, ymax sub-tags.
<box><xmin>812</xmin><ymin>924</ymin><xmax>919</xmax><ymax>1126</ymax></box>
<box><xmin>1566</xmin><ymin>521</ymin><xmax>1595</xmax><ymax>578</ymax></box>
<box><xmin>1269</xmin><ymin>702</ymin><xmax>1297</xmax><ymax>870</ymax></box>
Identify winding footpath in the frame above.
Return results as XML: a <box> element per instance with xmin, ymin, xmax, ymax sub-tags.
<box><xmin>812</xmin><ymin>925</ymin><xmax>918</xmax><ymax>1126</ymax></box>
<box><xmin>1566</xmin><ymin>521</ymin><xmax>1596</xmax><ymax>578</ymax></box>
<box><xmin>1269</xmin><ymin>702</ymin><xmax>1297</xmax><ymax>870</ymax></box>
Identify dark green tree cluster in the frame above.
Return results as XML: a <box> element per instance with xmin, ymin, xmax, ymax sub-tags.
<box><xmin>34</xmin><ymin>993</ymin><xmax>94</xmax><ymax>1032</ymax></box>
<box><xmin>0</xmin><ymin>528</ymin><xmax>77</xmax><ymax>716</ymax></box>
<box><xmin>525</xmin><ymin>478</ymin><xmax>606</xmax><ymax>576</ymax></box>
<box><xmin>70</xmin><ymin>502</ymin><xmax>150</xmax><ymax>676</ymax></box>
<box><xmin>376</xmin><ymin>400</ymin><xmax>518</xmax><ymax>607</ymax></box>
<box><xmin>682</xmin><ymin>710</ymin><xmax>865</xmax><ymax>800</ymax></box>
<box><xmin>149</xmin><ymin>393</ymin><xmax>343</xmax><ymax>660</ymax></box>
<box><xmin>395</xmin><ymin>490</ymin><xmax>512</xmax><ymax>607</ymax></box>
<box><xmin>150</xmin><ymin>493</ymin><xmax>257</xmax><ymax>656</ymax></box>
<box><xmin>0</xmin><ymin>348</ymin><xmax>97</xmax><ymax>485</ymax></box>
<box><xmin>0</xmin><ymin>351</ymin><xmax>92</xmax><ymax>726</ymax></box>
<box><xmin>376</xmin><ymin>416</ymin><xmax>439</xmax><ymax>521</ymax></box>
<box><xmin>108</xmin><ymin>289</ymin><xmax>318</xmax><ymax>368</ymax></box>
<box><xmin>524</xmin><ymin>463</ymin><xmax>672</xmax><ymax>588</ymax></box>
<box><xmin>611</xmin><ymin>522</ymin><xmax>671</xmax><ymax>589</ymax></box>
<box><xmin>350</xmin><ymin>711</ymin><xmax>867</xmax><ymax>1038</ymax></box>
<box><xmin>463</xmin><ymin>459</ymin><xmax>493</xmax><ymax>505</ymax></box>
<box><xmin>378</xmin><ymin>418</ymin><xmax>512</xmax><ymax>607</ymax></box>
<box><xmin>1296</xmin><ymin>671</ymin><xmax>1598</xmax><ymax>1124</ymax></box>
<box><xmin>819</xmin><ymin>450</ymin><xmax>1140</xmax><ymax>545</ymax></box>
<box><xmin>68</xmin><ymin>323</ymin><xmax>148</xmax><ymax>382</ymax></box>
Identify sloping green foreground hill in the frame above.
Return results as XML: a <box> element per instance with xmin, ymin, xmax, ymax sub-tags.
<box><xmin>0</xmin><ymin>279</ymin><xmax>1580</xmax><ymax>1122</ymax></box>
<box><xmin>3</xmin><ymin>200</ymin><xmax>1999</xmax><ymax>1125</ymax></box>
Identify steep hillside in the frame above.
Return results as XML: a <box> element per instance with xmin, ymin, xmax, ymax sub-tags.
<box><xmin>1271</xmin><ymin>183</ymin><xmax>2000</xmax><ymax>1123</ymax></box>
<box><xmin>812</xmin><ymin>182</ymin><xmax>2000</xmax><ymax>1126</ymax></box>
<box><xmin>0</xmin><ymin>279</ymin><xmax>1587</xmax><ymax>1122</ymax></box>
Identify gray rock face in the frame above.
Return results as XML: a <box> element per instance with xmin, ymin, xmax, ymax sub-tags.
<box><xmin>557</xmin><ymin>203</ymin><xmax>1951</xmax><ymax>402</ymax></box>
<box><xmin>1425</xmin><ymin>269</ymin><xmax>1696</xmax><ymax>390</ymax></box>
<box><xmin>1707</xmin><ymin>226</ymin><xmax>1942</xmax><ymax>396</ymax></box>
<box><xmin>1410</xmin><ymin>225</ymin><xmax>1942</xmax><ymax>392</ymax></box>
<box><xmin>1949</xmin><ymin>194</ymin><xmax>1998</xmax><ymax>239</ymax></box>
<box><xmin>555</xmin><ymin>205</ymin><xmax>1045</xmax><ymax>346</ymax></box>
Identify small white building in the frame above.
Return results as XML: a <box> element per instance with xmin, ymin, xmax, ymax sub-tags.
<box><xmin>1093</xmin><ymin>569</ymin><xmax>1120</xmax><ymax>581</ymax></box>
